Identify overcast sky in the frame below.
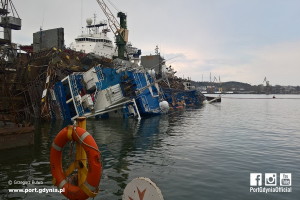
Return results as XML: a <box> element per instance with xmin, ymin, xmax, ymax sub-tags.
<box><xmin>10</xmin><ymin>0</ymin><xmax>300</xmax><ymax>86</ymax></box>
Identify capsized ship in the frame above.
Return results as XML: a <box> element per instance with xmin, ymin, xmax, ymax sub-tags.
<box><xmin>41</xmin><ymin>8</ymin><xmax>204</xmax><ymax>121</ymax></box>
<box><xmin>51</xmin><ymin>58</ymin><xmax>169</xmax><ymax>121</ymax></box>
<box><xmin>49</xmin><ymin>13</ymin><xmax>166</xmax><ymax>121</ymax></box>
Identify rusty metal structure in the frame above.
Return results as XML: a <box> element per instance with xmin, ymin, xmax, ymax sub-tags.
<box><xmin>0</xmin><ymin>43</ymin><xmax>112</xmax><ymax>124</ymax></box>
<box><xmin>0</xmin><ymin>0</ymin><xmax>23</xmax><ymax>124</ymax></box>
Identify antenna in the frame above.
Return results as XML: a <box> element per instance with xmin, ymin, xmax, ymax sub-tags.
<box><xmin>81</xmin><ymin>0</ymin><xmax>83</xmax><ymax>33</ymax></box>
<box><xmin>40</xmin><ymin>6</ymin><xmax>46</xmax><ymax>31</ymax></box>
<box><xmin>155</xmin><ymin>45</ymin><xmax>159</xmax><ymax>55</ymax></box>
<box><xmin>93</xmin><ymin>13</ymin><xmax>97</xmax><ymax>34</ymax></box>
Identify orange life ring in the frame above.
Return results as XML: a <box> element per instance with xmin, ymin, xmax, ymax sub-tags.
<box><xmin>50</xmin><ymin>126</ymin><xmax>102</xmax><ymax>200</ymax></box>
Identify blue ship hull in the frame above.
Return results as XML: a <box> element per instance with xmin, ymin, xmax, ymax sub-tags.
<box><xmin>51</xmin><ymin>61</ymin><xmax>168</xmax><ymax>121</ymax></box>
<box><xmin>162</xmin><ymin>88</ymin><xmax>205</xmax><ymax>109</ymax></box>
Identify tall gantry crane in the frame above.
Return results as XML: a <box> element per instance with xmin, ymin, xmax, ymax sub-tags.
<box><xmin>0</xmin><ymin>0</ymin><xmax>21</xmax><ymax>44</ymax></box>
<box><xmin>95</xmin><ymin>0</ymin><xmax>128</xmax><ymax>59</ymax></box>
<box><xmin>0</xmin><ymin>0</ymin><xmax>22</xmax><ymax>124</ymax></box>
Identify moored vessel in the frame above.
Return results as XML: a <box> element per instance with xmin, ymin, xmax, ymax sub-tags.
<box><xmin>70</xmin><ymin>17</ymin><xmax>115</xmax><ymax>59</ymax></box>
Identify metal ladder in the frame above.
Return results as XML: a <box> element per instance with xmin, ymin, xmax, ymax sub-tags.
<box><xmin>69</xmin><ymin>75</ymin><xmax>84</xmax><ymax>116</ymax></box>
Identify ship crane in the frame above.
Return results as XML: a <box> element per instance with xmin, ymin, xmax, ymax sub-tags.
<box><xmin>95</xmin><ymin>0</ymin><xmax>128</xmax><ymax>59</ymax></box>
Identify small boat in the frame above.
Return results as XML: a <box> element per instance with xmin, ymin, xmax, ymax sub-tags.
<box><xmin>205</xmin><ymin>96</ymin><xmax>222</xmax><ymax>103</ymax></box>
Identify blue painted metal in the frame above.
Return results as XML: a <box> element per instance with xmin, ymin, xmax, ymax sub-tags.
<box><xmin>52</xmin><ymin>64</ymin><xmax>167</xmax><ymax>120</ymax></box>
<box><xmin>53</xmin><ymin>82</ymin><xmax>71</xmax><ymax>120</ymax></box>
<box><xmin>162</xmin><ymin>88</ymin><xmax>205</xmax><ymax>108</ymax></box>
<box><xmin>132</xmin><ymin>73</ymin><xmax>161</xmax><ymax>115</ymax></box>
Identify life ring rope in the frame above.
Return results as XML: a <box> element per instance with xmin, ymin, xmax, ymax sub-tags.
<box><xmin>73</xmin><ymin>126</ymin><xmax>100</xmax><ymax>152</ymax></box>
<box><xmin>50</xmin><ymin>125</ymin><xmax>102</xmax><ymax>200</ymax></box>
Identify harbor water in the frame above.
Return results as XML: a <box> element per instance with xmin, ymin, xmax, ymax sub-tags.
<box><xmin>1</xmin><ymin>94</ymin><xmax>300</xmax><ymax>200</ymax></box>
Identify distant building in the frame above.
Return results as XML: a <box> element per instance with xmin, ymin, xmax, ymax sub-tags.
<box><xmin>33</xmin><ymin>28</ymin><xmax>64</xmax><ymax>52</ymax></box>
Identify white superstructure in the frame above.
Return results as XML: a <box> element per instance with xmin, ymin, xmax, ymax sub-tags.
<box><xmin>70</xmin><ymin>17</ymin><xmax>116</xmax><ymax>59</ymax></box>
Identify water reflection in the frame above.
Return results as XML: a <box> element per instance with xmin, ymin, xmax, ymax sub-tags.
<box><xmin>1</xmin><ymin>96</ymin><xmax>300</xmax><ymax>200</ymax></box>
<box><xmin>0</xmin><ymin>120</ymin><xmax>67</xmax><ymax>200</ymax></box>
<box><xmin>0</xmin><ymin>115</ymin><xmax>172</xmax><ymax>199</ymax></box>
<box><xmin>89</xmin><ymin>115</ymin><xmax>171</xmax><ymax>198</ymax></box>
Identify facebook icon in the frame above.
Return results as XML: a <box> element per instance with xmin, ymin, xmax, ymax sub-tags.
<box><xmin>250</xmin><ymin>173</ymin><xmax>262</xmax><ymax>186</ymax></box>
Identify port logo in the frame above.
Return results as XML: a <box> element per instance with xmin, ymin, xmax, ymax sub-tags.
<box><xmin>280</xmin><ymin>173</ymin><xmax>292</xmax><ymax>186</ymax></box>
<box><xmin>250</xmin><ymin>173</ymin><xmax>262</xmax><ymax>186</ymax></box>
<box><xmin>250</xmin><ymin>173</ymin><xmax>292</xmax><ymax>187</ymax></box>
<box><xmin>250</xmin><ymin>173</ymin><xmax>292</xmax><ymax>193</ymax></box>
<box><xmin>265</xmin><ymin>173</ymin><xmax>277</xmax><ymax>186</ymax></box>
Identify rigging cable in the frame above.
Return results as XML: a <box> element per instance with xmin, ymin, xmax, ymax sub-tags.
<box><xmin>106</xmin><ymin>0</ymin><xmax>120</xmax><ymax>12</ymax></box>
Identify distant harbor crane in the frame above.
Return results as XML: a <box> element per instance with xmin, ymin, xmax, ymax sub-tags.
<box><xmin>263</xmin><ymin>77</ymin><xmax>270</xmax><ymax>87</ymax></box>
<box><xmin>263</xmin><ymin>77</ymin><xmax>271</xmax><ymax>94</ymax></box>
<box><xmin>0</xmin><ymin>0</ymin><xmax>21</xmax><ymax>44</ymax></box>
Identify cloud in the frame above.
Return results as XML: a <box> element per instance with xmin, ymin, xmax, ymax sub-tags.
<box><xmin>149</xmin><ymin>40</ymin><xmax>300</xmax><ymax>86</ymax></box>
<box><xmin>9</xmin><ymin>0</ymin><xmax>300</xmax><ymax>86</ymax></box>
<box><xmin>238</xmin><ymin>41</ymin><xmax>300</xmax><ymax>85</ymax></box>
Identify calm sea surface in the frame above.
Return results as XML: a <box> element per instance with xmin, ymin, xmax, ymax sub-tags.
<box><xmin>1</xmin><ymin>94</ymin><xmax>300</xmax><ymax>200</ymax></box>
